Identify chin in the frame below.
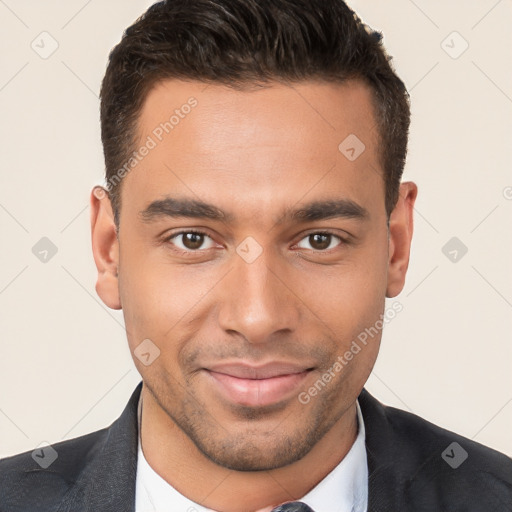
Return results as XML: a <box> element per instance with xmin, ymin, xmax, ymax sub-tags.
<box><xmin>190</xmin><ymin>427</ymin><xmax>317</xmax><ymax>472</ymax></box>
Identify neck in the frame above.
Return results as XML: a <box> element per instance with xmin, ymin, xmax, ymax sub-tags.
<box><xmin>139</xmin><ymin>384</ymin><xmax>358</xmax><ymax>512</ymax></box>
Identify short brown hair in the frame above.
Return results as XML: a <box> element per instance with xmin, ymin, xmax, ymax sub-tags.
<box><xmin>100</xmin><ymin>0</ymin><xmax>410</xmax><ymax>227</ymax></box>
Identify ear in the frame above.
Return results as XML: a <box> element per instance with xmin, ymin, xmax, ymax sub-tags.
<box><xmin>386</xmin><ymin>181</ymin><xmax>418</xmax><ymax>298</ymax></box>
<box><xmin>90</xmin><ymin>186</ymin><xmax>121</xmax><ymax>309</ymax></box>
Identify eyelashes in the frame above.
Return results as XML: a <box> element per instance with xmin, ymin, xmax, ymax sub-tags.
<box><xmin>163</xmin><ymin>229</ymin><xmax>349</xmax><ymax>256</ymax></box>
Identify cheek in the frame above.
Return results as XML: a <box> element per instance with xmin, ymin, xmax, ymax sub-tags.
<box><xmin>297</xmin><ymin>240</ymin><xmax>388</xmax><ymax>375</ymax></box>
<box><xmin>118</xmin><ymin>242</ymin><xmax>228</xmax><ymax>353</ymax></box>
<box><xmin>119</xmin><ymin>245</ymin><xmax>184</xmax><ymax>340</ymax></box>
<box><xmin>299</xmin><ymin>243</ymin><xmax>388</xmax><ymax>327</ymax></box>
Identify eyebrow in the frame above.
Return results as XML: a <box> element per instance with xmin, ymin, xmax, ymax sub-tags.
<box><xmin>139</xmin><ymin>197</ymin><xmax>234</xmax><ymax>223</ymax></box>
<box><xmin>139</xmin><ymin>196</ymin><xmax>369</xmax><ymax>225</ymax></box>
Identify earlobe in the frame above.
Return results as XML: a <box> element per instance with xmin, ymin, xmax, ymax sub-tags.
<box><xmin>386</xmin><ymin>182</ymin><xmax>418</xmax><ymax>298</ymax></box>
<box><xmin>90</xmin><ymin>186</ymin><xmax>122</xmax><ymax>310</ymax></box>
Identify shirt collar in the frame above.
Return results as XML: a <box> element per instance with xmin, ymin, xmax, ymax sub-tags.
<box><xmin>135</xmin><ymin>397</ymin><xmax>368</xmax><ymax>512</ymax></box>
<box><xmin>298</xmin><ymin>400</ymin><xmax>368</xmax><ymax>512</ymax></box>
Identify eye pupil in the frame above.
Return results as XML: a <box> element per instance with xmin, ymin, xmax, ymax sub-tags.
<box><xmin>310</xmin><ymin>233</ymin><xmax>331</xmax><ymax>250</ymax></box>
<box><xmin>183</xmin><ymin>232</ymin><xmax>204</xmax><ymax>250</ymax></box>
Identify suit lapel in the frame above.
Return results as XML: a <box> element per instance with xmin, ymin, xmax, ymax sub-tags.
<box><xmin>358</xmin><ymin>388</ymin><xmax>403</xmax><ymax>512</ymax></box>
<box><xmin>57</xmin><ymin>381</ymin><xmax>143</xmax><ymax>512</ymax></box>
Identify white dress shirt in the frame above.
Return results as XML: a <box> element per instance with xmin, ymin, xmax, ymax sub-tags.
<box><xmin>135</xmin><ymin>398</ymin><xmax>368</xmax><ymax>512</ymax></box>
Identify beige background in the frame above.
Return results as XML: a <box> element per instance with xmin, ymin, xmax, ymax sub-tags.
<box><xmin>0</xmin><ymin>0</ymin><xmax>511</xmax><ymax>458</ymax></box>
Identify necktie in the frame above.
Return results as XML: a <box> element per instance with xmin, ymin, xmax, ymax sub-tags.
<box><xmin>271</xmin><ymin>502</ymin><xmax>315</xmax><ymax>512</ymax></box>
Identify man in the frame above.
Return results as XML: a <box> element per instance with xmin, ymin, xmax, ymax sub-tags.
<box><xmin>1</xmin><ymin>0</ymin><xmax>511</xmax><ymax>511</ymax></box>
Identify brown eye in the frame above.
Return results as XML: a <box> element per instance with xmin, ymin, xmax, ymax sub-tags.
<box><xmin>167</xmin><ymin>231</ymin><xmax>215</xmax><ymax>251</ymax></box>
<box><xmin>297</xmin><ymin>232</ymin><xmax>342</xmax><ymax>251</ymax></box>
<box><xmin>310</xmin><ymin>233</ymin><xmax>331</xmax><ymax>250</ymax></box>
<box><xmin>182</xmin><ymin>232</ymin><xmax>204</xmax><ymax>250</ymax></box>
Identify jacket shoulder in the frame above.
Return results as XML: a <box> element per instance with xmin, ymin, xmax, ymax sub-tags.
<box><xmin>0</xmin><ymin>427</ymin><xmax>109</xmax><ymax>511</ymax></box>
<box><xmin>382</xmin><ymin>402</ymin><xmax>512</xmax><ymax>475</ymax></box>
<box><xmin>360</xmin><ymin>389</ymin><xmax>512</xmax><ymax>511</ymax></box>
<box><xmin>0</xmin><ymin>382</ymin><xmax>142</xmax><ymax>512</ymax></box>
<box><xmin>390</xmin><ymin>405</ymin><xmax>512</xmax><ymax>509</ymax></box>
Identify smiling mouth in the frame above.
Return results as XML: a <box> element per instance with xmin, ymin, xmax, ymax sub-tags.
<box><xmin>204</xmin><ymin>362</ymin><xmax>314</xmax><ymax>407</ymax></box>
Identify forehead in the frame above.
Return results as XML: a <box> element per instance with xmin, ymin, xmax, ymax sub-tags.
<box><xmin>122</xmin><ymin>78</ymin><xmax>384</xmax><ymax>222</ymax></box>
<box><xmin>137</xmin><ymin>78</ymin><xmax>378</xmax><ymax>150</ymax></box>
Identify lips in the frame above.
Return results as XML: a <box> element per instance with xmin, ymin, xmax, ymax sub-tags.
<box><xmin>204</xmin><ymin>362</ymin><xmax>313</xmax><ymax>407</ymax></box>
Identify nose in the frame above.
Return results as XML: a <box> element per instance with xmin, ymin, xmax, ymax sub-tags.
<box><xmin>217</xmin><ymin>245</ymin><xmax>301</xmax><ymax>345</ymax></box>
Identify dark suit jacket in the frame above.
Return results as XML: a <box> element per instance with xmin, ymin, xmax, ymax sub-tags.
<box><xmin>1</xmin><ymin>381</ymin><xmax>511</xmax><ymax>511</ymax></box>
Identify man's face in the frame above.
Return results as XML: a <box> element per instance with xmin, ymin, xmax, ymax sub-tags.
<box><xmin>93</xmin><ymin>78</ymin><xmax>414</xmax><ymax>471</ymax></box>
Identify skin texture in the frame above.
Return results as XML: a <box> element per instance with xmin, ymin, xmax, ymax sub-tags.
<box><xmin>90</xmin><ymin>78</ymin><xmax>417</xmax><ymax>512</ymax></box>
